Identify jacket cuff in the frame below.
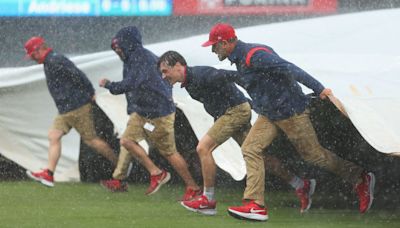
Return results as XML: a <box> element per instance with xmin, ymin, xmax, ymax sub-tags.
<box><xmin>104</xmin><ymin>81</ymin><xmax>111</xmax><ymax>89</ymax></box>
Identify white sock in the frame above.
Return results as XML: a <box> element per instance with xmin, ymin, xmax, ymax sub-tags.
<box><xmin>203</xmin><ymin>187</ymin><xmax>215</xmax><ymax>201</ymax></box>
<box><xmin>289</xmin><ymin>176</ymin><xmax>304</xmax><ymax>190</ymax></box>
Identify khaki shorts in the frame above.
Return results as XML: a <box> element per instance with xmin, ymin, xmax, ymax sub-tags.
<box><xmin>51</xmin><ymin>102</ymin><xmax>97</xmax><ymax>141</ymax></box>
<box><xmin>122</xmin><ymin>112</ymin><xmax>177</xmax><ymax>156</ymax></box>
<box><xmin>207</xmin><ymin>102</ymin><xmax>252</xmax><ymax>146</ymax></box>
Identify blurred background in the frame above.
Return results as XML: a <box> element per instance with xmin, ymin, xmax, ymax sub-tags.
<box><xmin>1</xmin><ymin>0</ymin><xmax>400</xmax><ymax>67</ymax></box>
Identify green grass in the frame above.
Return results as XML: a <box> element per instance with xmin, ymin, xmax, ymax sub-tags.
<box><xmin>0</xmin><ymin>181</ymin><xmax>399</xmax><ymax>228</ymax></box>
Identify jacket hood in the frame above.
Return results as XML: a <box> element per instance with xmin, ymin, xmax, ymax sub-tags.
<box><xmin>112</xmin><ymin>26</ymin><xmax>143</xmax><ymax>59</ymax></box>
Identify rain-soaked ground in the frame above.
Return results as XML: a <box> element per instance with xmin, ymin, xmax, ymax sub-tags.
<box><xmin>0</xmin><ymin>182</ymin><xmax>399</xmax><ymax>227</ymax></box>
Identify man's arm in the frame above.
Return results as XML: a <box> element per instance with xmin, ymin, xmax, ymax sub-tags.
<box><xmin>249</xmin><ymin>50</ymin><xmax>326</xmax><ymax>95</ymax></box>
<box><xmin>291</xmin><ymin>67</ymin><xmax>325</xmax><ymax>96</ymax></box>
<box><xmin>99</xmin><ymin>69</ymin><xmax>147</xmax><ymax>95</ymax></box>
<box><xmin>102</xmin><ymin>77</ymin><xmax>136</xmax><ymax>95</ymax></box>
<box><xmin>203</xmin><ymin>68</ymin><xmax>240</xmax><ymax>84</ymax></box>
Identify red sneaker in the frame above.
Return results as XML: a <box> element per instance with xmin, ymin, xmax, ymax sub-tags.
<box><xmin>228</xmin><ymin>200</ymin><xmax>268</xmax><ymax>221</ymax></box>
<box><xmin>355</xmin><ymin>172</ymin><xmax>375</xmax><ymax>213</ymax></box>
<box><xmin>146</xmin><ymin>170</ymin><xmax>171</xmax><ymax>195</ymax></box>
<box><xmin>181</xmin><ymin>195</ymin><xmax>217</xmax><ymax>215</ymax></box>
<box><xmin>295</xmin><ymin>179</ymin><xmax>316</xmax><ymax>213</ymax></box>
<box><xmin>26</xmin><ymin>169</ymin><xmax>54</xmax><ymax>187</ymax></box>
<box><xmin>100</xmin><ymin>179</ymin><xmax>128</xmax><ymax>192</ymax></box>
<box><xmin>182</xmin><ymin>187</ymin><xmax>202</xmax><ymax>201</ymax></box>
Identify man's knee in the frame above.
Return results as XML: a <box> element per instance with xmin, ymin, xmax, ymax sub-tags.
<box><xmin>162</xmin><ymin>151</ymin><xmax>175</xmax><ymax>158</ymax></box>
<box><xmin>48</xmin><ymin>130</ymin><xmax>63</xmax><ymax>143</ymax></box>
<box><xmin>196</xmin><ymin>144</ymin><xmax>210</xmax><ymax>157</ymax></box>
<box><xmin>241</xmin><ymin>142</ymin><xmax>254</xmax><ymax>155</ymax></box>
<box><xmin>120</xmin><ymin>138</ymin><xmax>132</xmax><ymax>148</ymax></box>
<box><xmin>83</xmin><ymin>137</ymin><xmax>100</xmax><ymax>148</ymax></box>
<box><xmin>196</xmin><ymin>135</ymin><xmax>217</xmax><ymax>157</ymax></box>
<box><xmin>301</xmin><ymin>145</ymin><xmax>329</xmax><ymax>165</ymax></box>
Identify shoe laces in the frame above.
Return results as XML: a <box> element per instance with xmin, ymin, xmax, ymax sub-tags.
<box><xmin>38</xmin><ymin>169</ymin><xmax>51</xmax><ymax>176</ymax></box>
<box><xmin>149</xmin><ymin>172</ymin><xmax>164</xmax><ymax>188</ymax></box>
<box><xmin>151</xmin><ymin>172</ymin><xmax>163</xmax><ymax>181</ymax></box>
<box><xmin>150</xmin><ymin>175</ymin><xmax>158</xmax><ymax>182</ymax></box>
<box><xmin>198</xmin><ymin>195</ymin><xmax>208</xmax><ymax>202</ymax></box>
<box><xmin>183</xmin><ymin>188</ymin><xmax>201</xmax><ymax>201</ymax></box>
<box><xmin>39</xmin><ymin>168</ymin><xmax>49</xmax><ymax>173</ymax></box>
<box><xmin>186</xmin><ymin>187</ymin><xmax>200</xmax><ymax>194</ymax></box>
<box><xmin>242</xmin><ymin>199</ymin><xmax>257</xmax><ymax>207</ymax></box>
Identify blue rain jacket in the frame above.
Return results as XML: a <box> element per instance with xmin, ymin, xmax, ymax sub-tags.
<box><xmin>105</xmin><ymin>26</ymin><xmax>175</xmax><ymax>118</ymax></box>
<box><xmin>228</xmin><ymin>40</ymin><xmax>325</xmax><ymax>121</ymax></box>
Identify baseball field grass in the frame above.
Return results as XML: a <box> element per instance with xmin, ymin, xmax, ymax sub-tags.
<box><xmin>0</xmin><ymin>181</ymin><xmax>399</xmax><ymax>228</ymax></box>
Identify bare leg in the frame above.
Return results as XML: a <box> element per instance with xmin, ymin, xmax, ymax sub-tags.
<box><xmin>164</xmin><ymin>152</ymin><xmax>200</xmax><ymax>189</ymax></box>
<box><xmin>84</xmin><ymin>137</ymin><xmax>118</xmax><ymax>166</ymax></box>
<box><xmin>120</xmin><ymin>138</ymin><xmax>161</xmax><ymax>176</ymax></box>
<box><xmin>47</xmin><ymin>129</ymin><xmax>64</xmax><ymax>172</ymax></box>
<box><xmin>196</xmin><ymin>134</ymin><xmax>218</xmax><ymax>188</ymax></box>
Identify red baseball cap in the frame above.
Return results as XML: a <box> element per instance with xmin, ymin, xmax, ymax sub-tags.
<box><xmin>24</xmin><ymin>36</ymin><xmax>45</xmax><ymax>58</ymax></box>
<box><xmin>201</xmin><ymin>23</ymin><xmax>236</xmax><ymax>47</ymax></box>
